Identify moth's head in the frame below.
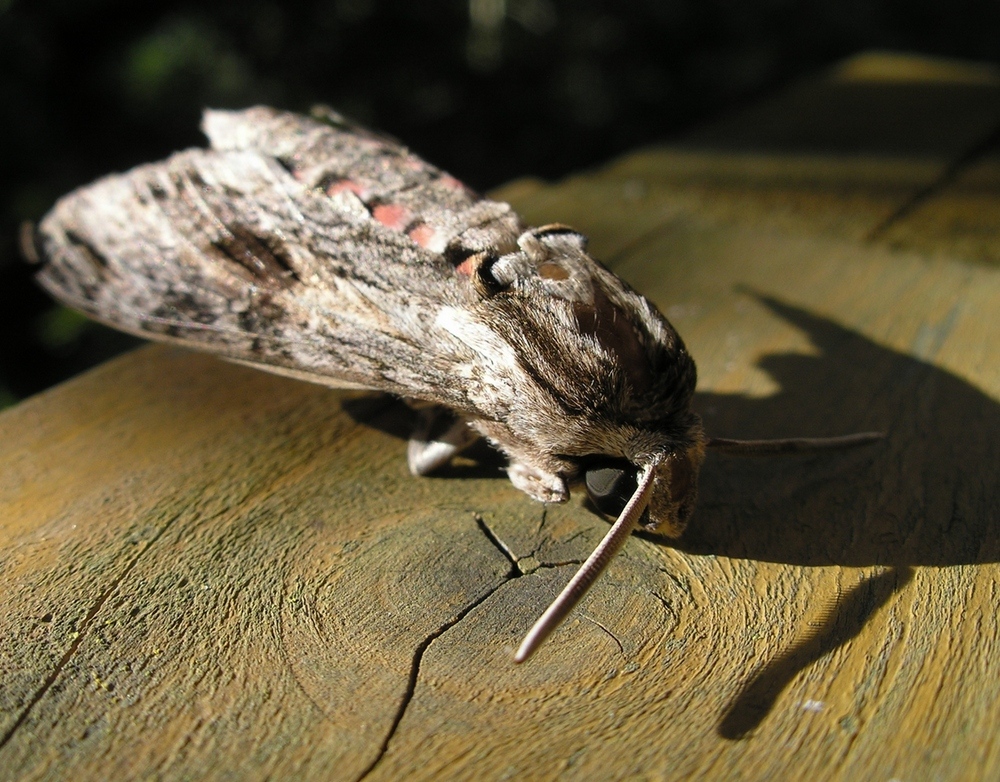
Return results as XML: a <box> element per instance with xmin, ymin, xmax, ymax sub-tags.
<box><xmin>582</xmin><ymin>431</ymin><xmax>705</xmax><ymax>537</ymax></box>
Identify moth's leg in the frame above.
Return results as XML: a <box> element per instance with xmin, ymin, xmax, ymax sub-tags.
<box><xmin>507</xmin><ymin>460</ymin><xmax>569</xmax><ymax>504</ymax></box>
<box><xmin>466</xmin><ymin>419</ymin><xmax>571</xmax><ymax>503</ymax></box>
<box><xmin>407</xmin><ymin>405</ymin><xmax>480</xmax><ymax>476</ymax></box>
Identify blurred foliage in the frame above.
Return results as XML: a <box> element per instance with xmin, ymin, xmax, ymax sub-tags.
<box><xmin>1</xmin><ymin>0</ymin><xmax>999</xmax><ymax>406</ymax></box>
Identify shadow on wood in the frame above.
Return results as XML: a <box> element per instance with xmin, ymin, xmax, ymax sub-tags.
<box><xmin>672</xmin><ymin>293</ymin><xmax>1000</xmax><ymax>568</ymax></box>
<box><xmin>718</xmin><ymin>566</ymin><xmax>915</xmax><ymax>739</ymax></box>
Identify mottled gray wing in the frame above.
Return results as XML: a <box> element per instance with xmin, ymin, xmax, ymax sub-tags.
<box><xmin>33</xmin><ymin>107</ymin><xmax>524</xmax><ymax>409</ymax></box>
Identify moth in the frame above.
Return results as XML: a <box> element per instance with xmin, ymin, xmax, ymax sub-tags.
<box><xmin>27</xmin><ymin>107</ymin><xmax>880</xmax><ymax>662</ymax></box>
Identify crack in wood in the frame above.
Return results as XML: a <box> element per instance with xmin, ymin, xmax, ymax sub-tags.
<box><xmin>0</xmin><ymin>426</ymin><xmax>333</xmax><ymax>755</ymax></box>
<box><xmin>473</xmin><ymin>513</ymin><xmax>521</xmax><ymax>575</ymax></box>
<box><xmin>533</xmin><ymin>506</ymin><xmax>547</xmax><ymax>538</ymax></box>
<box><xmin>641</xmin><ymin>586</ymin><xmax>680</xmax><ymax>625</ymax></box>
<box><xmin>580</xmin><ymin>615</ymin><xmax>625</xmax><ymax>656</ymax></box>
<box><xmin>356</xmin><ymin>507</ymin><xmax>555</xmax><ymax>780</ymax></box>
<box><xmin>0</xmin><ymin>509</ymin><xmax>185</xmax><ymax>753</ymax></box>
<box><xmin>353</xmin><ymin>580</ymin><xmax>511</xmax><ymax>781</ymax></box>
<box><xmin>867</xmin><ymin>120</ymin><xmax>1000</xmax><ymax>241</ymax></box>
<box><xmin>606</xmin><ymin>220</ymin><xmax>681</xmax><ymax>269</ymax></box>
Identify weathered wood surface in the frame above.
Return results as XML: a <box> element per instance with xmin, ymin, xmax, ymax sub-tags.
<box><xmin>2</xmin><ymin>52</ymin><xmax>1000</xmax><ymax>780</ymax></box>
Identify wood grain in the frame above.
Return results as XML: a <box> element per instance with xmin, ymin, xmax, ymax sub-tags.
<box><xmin>2</xmin><ymin>52</ymin><xmax>999</xmax><ymax>780</ymax></box>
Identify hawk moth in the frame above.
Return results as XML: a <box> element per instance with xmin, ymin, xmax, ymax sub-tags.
<box><xmin>28</xmin><ymin>107</ymin><xmax>880</xmax><ymax>662</ymax></box>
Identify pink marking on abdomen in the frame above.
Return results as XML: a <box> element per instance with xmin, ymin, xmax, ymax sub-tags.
<box><xmin>409</xmin><ymin>223</ymin><xmax>449</xmax><ymax>253</ymax></box>
<box><xmin>372</xmin><ymin>203</ymin><xmax>411</xmax><ymax>230</ymax></box>
<box><xmin>408</xmin><ymin>223</ymin><xmax>437</xmax><ymax>248</ymax></box>
<box><xmin>455</xmin><ymin>256</ymin><xmax>476</xmax><ymax>276</ymax></box>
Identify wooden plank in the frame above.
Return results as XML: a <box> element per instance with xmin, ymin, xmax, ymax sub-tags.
<box><xmin>2</xmin><ymin>52</ymin><xmax>1000</xmax><ymax>780</ymax></box>
<box><xmin>878</xmin><ymin>147</ymin><xmax>1000</xmax><ymax>266</ymax></box>
<box><xmin>510</xmin><ymin>52</ymin><xmax>1000</xmax><ymax>259</ymax></box>
<box><xmin>0</xmin><ymin>349</ymin><xmax>525</xmax><ymax>778</ymax></box>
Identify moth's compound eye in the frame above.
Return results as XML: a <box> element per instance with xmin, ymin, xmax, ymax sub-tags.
<box><xmin>585</xmin><ymin>463</ymin><xmax>638</xmax><ymax>519</ymax></box>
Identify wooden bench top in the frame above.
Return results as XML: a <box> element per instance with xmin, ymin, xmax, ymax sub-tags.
<box><xmin>2</xmin><ymin>52</ymin><xmax>999</xmax><ymax>780</ymax></box>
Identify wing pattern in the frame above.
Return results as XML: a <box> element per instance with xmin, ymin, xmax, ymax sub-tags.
<box><xmin>36</xmin><ymin>107</ymin><xmax>526</xmax><ymax>407</ymax></box>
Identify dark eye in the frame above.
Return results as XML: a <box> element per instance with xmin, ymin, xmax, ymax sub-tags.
<box><xmin>585</xmin><ymin>463</ymin><xmax>638</xmax><ymax>518</ymax></box>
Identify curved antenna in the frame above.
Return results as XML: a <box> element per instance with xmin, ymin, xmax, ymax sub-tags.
<box><xmin>514</xmin><ymin>463</ymin><xmax>658</xmax><ymax>663</ymax></box>
<box><xmin>706</xmin><ymin>431</ymin><xmax>883</xmax><ymax>455</ymax></box>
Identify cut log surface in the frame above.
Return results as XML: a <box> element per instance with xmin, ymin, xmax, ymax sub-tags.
<box><xmin>3</xmin><ymin>52</ymin><xmax>1000</xmax><ymax>780</ymax></box>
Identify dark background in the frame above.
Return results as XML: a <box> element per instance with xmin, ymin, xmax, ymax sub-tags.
<box><xmin>2</xmin><ymin>0</ymin><xmax>998</xmax><ymax>408</ymax></box>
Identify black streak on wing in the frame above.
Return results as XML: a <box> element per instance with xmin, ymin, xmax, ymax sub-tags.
<box><xmin>207</xmin><ymin>224</ymin><xmax>301</xmax><ymax>289</ymax></box>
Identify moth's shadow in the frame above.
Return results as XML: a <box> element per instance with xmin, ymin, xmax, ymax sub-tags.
<box><xmin>717</xmin><ymin>565</ymin><xmax>915</xmax><ymax>739</ymax></box>
<box><xmin>672</xmin><ymin>293</ymin><xmax>1000</xmax><ymax>568</ymax></box>
<box><xmin>648</xmin><ymin>294</ymin><xmax>996</xmax><ymax>740</ymax></box>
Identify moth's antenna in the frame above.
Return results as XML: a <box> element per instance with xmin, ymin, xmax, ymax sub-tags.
<box><xmin>514</xmin><ymin>463</ymin><xmax>658</xmax><ymax>663</ymax></box>
<box><xmin>706</xmin><ymin>431</ymin><xmax>884</xmax><ymax>455</ymax></box>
